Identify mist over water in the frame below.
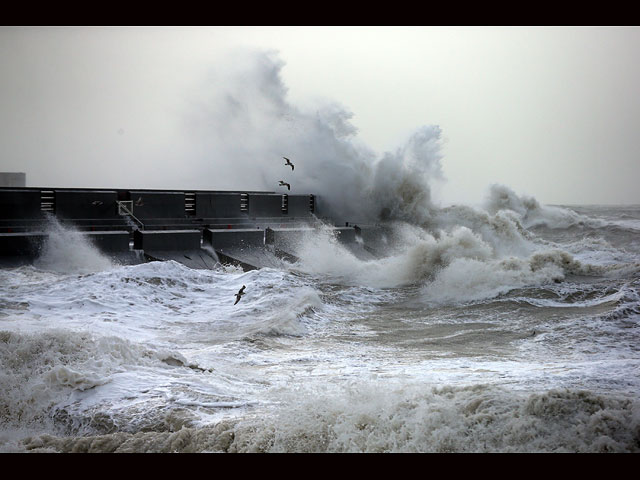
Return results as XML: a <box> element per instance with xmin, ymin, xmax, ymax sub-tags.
<box><xmin>2</xmin><ymin>51</ymin><xmax>640</xmax><ymax>452</ymax></box>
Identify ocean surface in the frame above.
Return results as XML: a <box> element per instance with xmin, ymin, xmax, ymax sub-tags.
<box><xmin>1</xmin><ymin>200</ymin><xmax>639</xmax><ymax>452</ymax></box>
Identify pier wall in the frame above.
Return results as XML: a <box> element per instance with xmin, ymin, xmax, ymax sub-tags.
<box><xmin>0</xmin><ymin>187</ymin><xmax>317</xmax><ymax>232</ymax></box>
<box><xmin>0</xmin><ymin>187</ymin><xmax>378</xmax><ymax>270</ymax></box>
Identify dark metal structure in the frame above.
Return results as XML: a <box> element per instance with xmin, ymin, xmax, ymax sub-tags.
<box><xmin>0</xmin><ymin>186</ymin><xmax>380</xmax><ymax>270</ymax></box>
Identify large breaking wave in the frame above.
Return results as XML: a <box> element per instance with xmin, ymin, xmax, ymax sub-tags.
<box><xmin>176</xmin><ymin>50</ymin><xmax>640</xmax><ymax>303</ymax></box>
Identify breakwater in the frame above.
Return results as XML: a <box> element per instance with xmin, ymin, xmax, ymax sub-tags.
<box><xmin>0</xmin><ymin>187</ymin><xmax>379</xmax><ymax>270</ymax></box>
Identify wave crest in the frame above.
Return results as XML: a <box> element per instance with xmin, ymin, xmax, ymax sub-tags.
<box><xmin>483</xmin><ymin>184</ymin><xmax>603</xmax><ymax>229</ymax></box>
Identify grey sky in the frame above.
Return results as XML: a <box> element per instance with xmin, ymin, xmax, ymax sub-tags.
<box><xmin>1</xmin><ymin>26</ymin><xmax>639</xmax><ymax>206</ymax></box>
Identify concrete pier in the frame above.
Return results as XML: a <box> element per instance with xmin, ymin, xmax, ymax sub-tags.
<box><xmin>204</xmin><ymin>228</ymin><xmax>279</xmax><ymax>270</ymax></box>
<box><xmin>0</xmin><ymin>231</ymin><xmax>47</xmax><ymax>257</ymax></box>
<box><xmin>0</xmin><ymin>186</ymin><xmax>379</xmax><ymax>270</ymax></box>
<box><xmin>85</xmin><ymin>230</ymin><xmax>131</xmax><ymax>252</ymax></box>
<box><xmin>133</xmin><ymin>229</ymin><xmax>216</xmax><ymax>269</ymax></box>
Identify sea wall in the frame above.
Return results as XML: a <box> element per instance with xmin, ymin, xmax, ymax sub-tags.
<box><xmin>0</xmin><ymin>187</ymin><xmax>375</xmax><ymax>270</ymax></box>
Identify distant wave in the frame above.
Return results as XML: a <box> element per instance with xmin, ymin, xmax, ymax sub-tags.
<box><xmin>482</xmin><ymin>184</ymin><xmax>606</xmax><ymax>229</ymax></box>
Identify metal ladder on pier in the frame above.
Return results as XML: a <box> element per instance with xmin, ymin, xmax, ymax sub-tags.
<box><xmin>116</xmin><ymin>201</ymin><xmax>145</xmax><ymax>230</ymax></box>
<box><xmin>40</xmin><ymin>190</ymin><xmax>55</xmax><ymax>213</ymax></box>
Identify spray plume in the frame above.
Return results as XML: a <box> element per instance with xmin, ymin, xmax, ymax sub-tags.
<box><xmin>181</xmin><ymin>48</ymin><xmax>445</xmax><ymax>225</ymax></box>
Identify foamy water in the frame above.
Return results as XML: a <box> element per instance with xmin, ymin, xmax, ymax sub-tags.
<box><xmin>1</xmin><ymin>200</ymin><xmax>639</xmax><ymax>453</ymax></box>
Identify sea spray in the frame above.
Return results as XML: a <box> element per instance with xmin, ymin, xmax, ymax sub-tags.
<box><xmin>431</xmin><ymin>203</ymin><xmax>537</xmax><ymax>257</ymax></box>
<box><xmin>291</xmin><ymin>219</ymin><xmax>546</xmax><ymax>292</ymax></box>
<box><xmin>33</xmin><ymin>216</ymin><xmax>115</xmax><ymax>274</ymax></box>
<box><xmin>184</xmin><ymin>50</ymin><xmax>445</xmax><ymax>226</ymax></box>
<box><xmin>189</xmin><ymin>57</ymin><xmax>605</xmax><ymax>294</ymax></box>
<box><xmin>368</xmin><ymin>126</ymin><xmax>445</xmax><ymax>225</ymax></box>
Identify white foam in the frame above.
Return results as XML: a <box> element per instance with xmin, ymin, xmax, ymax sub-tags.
<box><xmin>292</xmin><ymin>223</ymin><xmax>502</xmax><ymax>289</ymax></box>
<box><xmin>15</xmin><ymin>382</ymin><xmax>640</xmax><ymax>452</ymax></box>
<box><xmin>421</xmin><ymin>248</ymin><xmax>609</xmax><ymax>305</ymax></box>
<box><xmin>33</xmin><ymin>216</ymin><xmax>115</xmax><ymax>274</ymax></box>
<box><xmin>0</xmin><ymin>328</ymin><xmax>150</xmax><ymax>432</ymax></box>
<box><xmin>483</xmin><ymin>184</ymin><xmax>604</xmax><ymax>229</ymax></box>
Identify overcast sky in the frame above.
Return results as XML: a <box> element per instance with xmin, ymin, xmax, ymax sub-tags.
<box><xmin>1</xmin><ymin>26</ymin><xmax>639</xmax><ymax>206</ymax></box>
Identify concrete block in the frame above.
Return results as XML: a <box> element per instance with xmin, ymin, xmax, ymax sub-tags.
<box><xmin>55</xmin><ymin>190</ymin><xmax>120</xmax><ymax>219</ymax></box>
<box><xmin>134</xmin><ymin>229</ymin><xmax>201</xmax><ymax>251</ymax></box>
<box><xmin>204</xmin><ymin>228</ymin><xmax>264</xmax><ymax>250</ymax></box>
<box><xmin>0</xmin><ymin>232</ymin><xmax>46</xmax><ymax>256</ymax></box>
<box><xmin>333</xmin><ymin>227</ymin><xmax>356</xmax><ymax>243</ymax></box>
<box><xmin>287</xmin><ymin>195</ymin><xmax>314</xmax><ymax>217</ymax></box>
<box><xmin>0</xmin><ymin>189</ymin><xmax>43</xmax><ymax>220</ymax></box>
<box><xmin>83</xmin><ymin>231</ymin><xmax>131</xmax><ymax>252</ymax></box>
<box><xmin>265</xmin><ymin>227</ymin><xmax>314</xmax><ymax>249</ymax></box>
<box><xmin>265</xmin><ymin>226</ymin><xmax>355</xmax><ymax>250</ymax></box>
<box><xmin>142</xmin><ymin>250</ymin><xmax>218</xmax><ymax>270</ymax></box>
<box><xmin>248</xmin><ymin>194</ymin><xmax>283</xmax><ymax>217</ymax></box>
<box><xmin>129</xmin><ymin>191</ymin><xmax>185</xmax><ymax>219</ymax></box>
<box><xmin>195</xmin><ymin>192</ymin><xmax>244</xmax><ymax>218</ymax></box>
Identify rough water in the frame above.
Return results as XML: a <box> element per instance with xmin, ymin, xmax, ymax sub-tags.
<box><xmin>1</xmin><ymin>193</ymin><xmax>639</xmax><ymax>452</ymax></box>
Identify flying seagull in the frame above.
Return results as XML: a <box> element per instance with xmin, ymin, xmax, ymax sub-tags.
<box><xmin>283</xmin><ymin>157</ymin><xmax>294</xmax><ymax>171</ymax></box>
<box><xmin>279</xmin><ymin>181</ymin><xmax>291</xmax><ymax>191</ymax></box>
<box><xmin>234</xmin><ymin>285</ymin><xmax>246</xmax><ymax>305</ymax></box>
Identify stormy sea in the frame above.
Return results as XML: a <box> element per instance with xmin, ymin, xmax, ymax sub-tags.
<box><xmin>1</xmin><ymin>190</ymin><xmax>639</xmax><ymax>452</ymax></box>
